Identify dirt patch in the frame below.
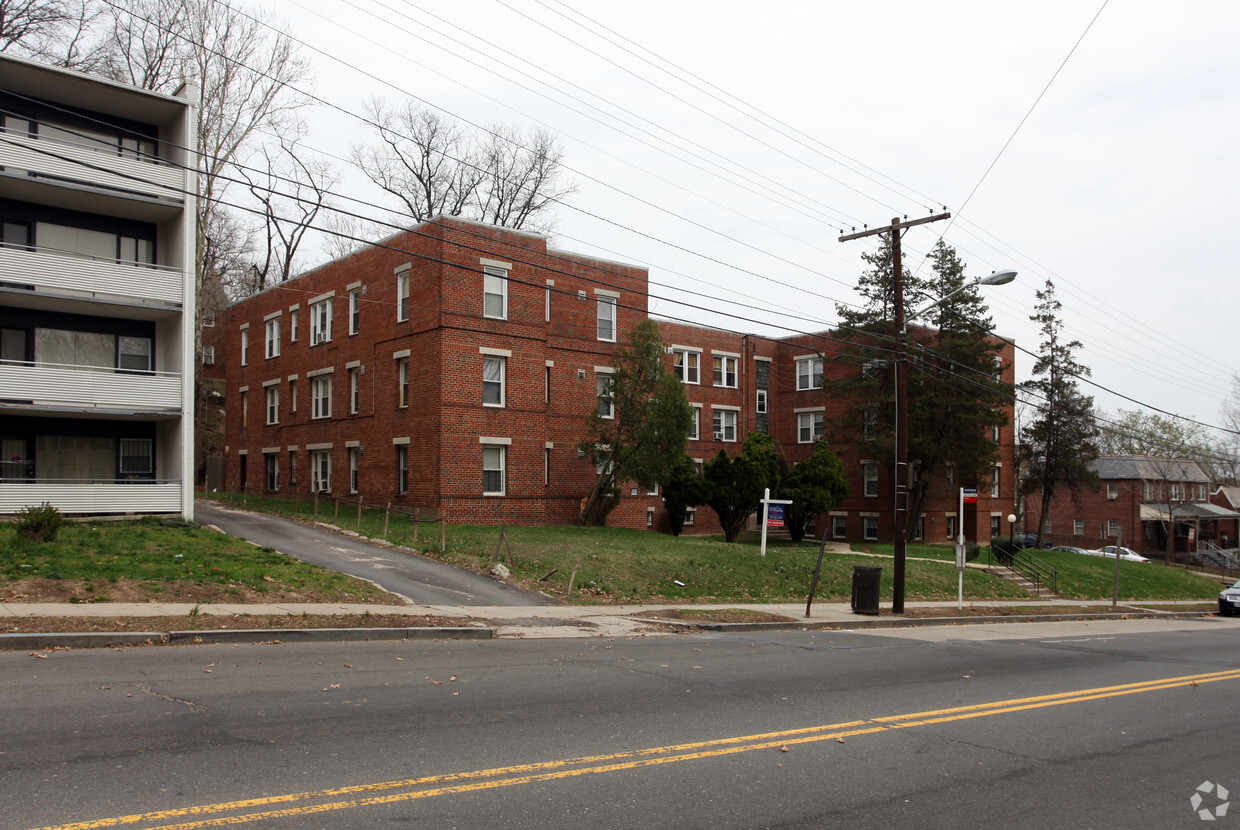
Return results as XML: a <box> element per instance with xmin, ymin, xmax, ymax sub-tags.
<box><xmin>871</xmin><ymin>605</ymin><xmax>1213</xmax><ymax>618</ymax></box>
<box><xmin>0</xmin><ymin>578</ymin><xmax>406</xmax><ymax>606</ymax></box>
<box><xmin>631</xmin><ymin>608</ymin><xmax>798</xmax><ymax>624</ymax></box>
<box><xmin>2</xmin><ymin>613</ymin><xmax>474</xmax><ymax>634</ymax></box>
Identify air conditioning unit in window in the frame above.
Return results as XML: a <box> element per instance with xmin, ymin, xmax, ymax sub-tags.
<box><xmin>314</xmin><ymin>332</ymin><xmax>327</xmax><ymax>344</ymax></box>
<box><xmin>713</xmin><ymin>431</ymin><xmax>723</xmax><ymax>441</ymax></box>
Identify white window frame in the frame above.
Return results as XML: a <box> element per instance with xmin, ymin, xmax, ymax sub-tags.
<box><xmin>396</xmin><ymin>445</ymin><xmax>408</xmax><ymax>494</ymax></box>
<box><xmin>289</xmin><ymin>378</ymin><xmax>297</xmax><ymax>413</ymax></box>
<box><xmin>672</xmin><ymin>348</ymin><xmax>700</xmax><ymax>384</ymax></box>
<box><xmin>756</xmin><ymin>389</ymin><xmax>768</xmax><ymax>415</ymax></box>
<box><xmin>597</xmin><ymin>296</ymin><xmax>617</xmax><ymax>342</ymax></box>
<box><xmin>311</xmin><ymin>449</ymin><xmax>331</xmax><ymax>493</ymax></box>
<box><xmin>797</xmin><ymin>356</ymin><xmax>823</xmax><ymax>391</ymax></box>
<box><xmin>348</xmin><ymin>447</ymin><xmax>359</xmax><ymax>494</ymax></box>
<box><xmin>832</xmin><ymin>515</ymin><xmax>846</xmax><ymax>539</ymax></box>
<box><xmin>398</xmin><ymin>357</ymin><xmax>409</xmax><ymax>408</ymax></box>
<box><xmin>596</xmin><ymin>372</ymin><xmax>614</xmax><ymax>419</ymax></box>
<box><xmin>265</xmin><ymin>317</ymin><xmax>280</xmax><ymax>358</ymax></box>
<box><xmin>202</xmin><ymin>344</ymin><xmax>215</xmax><ymax>366</ymax></box>
<box><xmin>683</xmin><ymin>506</ymin><xmax>696</xmax><ymax>527</ymax></box>
<box><xmin>312</xmin><ymin>375</ymin><xmax>332</xmax><ymax>419</ymax></box>
<box><xmin>798</xmin><ymin>411</ymin><xmax>823</xmax><ymax>443</ymax></box>
<box><xmin>483</xmin><ymin>266</ymin><xmax>508</xmax><ymax>320</ymax></box>
<box><xmin>946</xmin><ymin>515</ymin><xmax>956</xmax><ymax>540</ymax></box>
<box><xmin>396</xmin><ymin>271</ymin><xmax>410</xmax><ymax>322</ymax></box>
<box><xmin>482</xmin><ymin>443</ymin><xmax>506</xmax><ymax>496</ymax></box>
<box><xmin>712</xmin><ymin>408</ymin><xmax>737</xmax><ymax>442</ymax></box>
<box><xmin>483</xmin><ymin>356</ymin><xmax>506</xmax><ymax>407</ymax></box>
<box><xmin>240</xmin><ymin>328</ymin><xmax>249</xmax><ymax>366</ymax></box>
<box><xmin>265</xmin><ymin>385</ymin><xmax>279</xmax><ymax>425</ymax></box>
<box><xmin>991</xmin><ymin>464</ymin><xmax>1001</xmax><ymax>498</ymax></box>
<box><xmin>688</xmin><ymin>405</ymin><xmax>701</xmax><ymax>440</ymax></box>
<box><xmin>1074</xmin><ymin>519</ymin><xmax>1085</xmax><ymax>536</ymax></box>
<box><xmin>264</xmin><ymin>453</ymin><xmax>279</xmax><ymax>491</ymax></box>
<box><xmin>349</xmin><ymin>289</ymin><xmax>361</xmax><ymax>335</ymax></box>
<box><xmin>349</xmin><ymin>367</ymin><xmax>360</xmax><ymax>414</ymax></box>
<box><xmin>713</xmin><ymin>354</ymin><xmax>738</xmax><ymax>388</ymax></box>
<box><xmin>1107</xmin><ymin>483</ymin><xmax>1119</xmax><ymax>501</ymax></box>
<box><xmin>310</xmin><ymin>298</ymin><xmax>332</xmax><ymax>344</ymax></box>
<box><xmin>863</xmin><ymin>516</ymin><xmax>878</xmax><ymax>541</ymax></box>
<box><xmin>1108</xmin><ymin>519</ymin><xmax>1121</xmax><ymax>537</ymax></box>
<box><xmin>289</xmin><ymin>308</ymin><xmax>298</xmax><ymax>342</ymax></box>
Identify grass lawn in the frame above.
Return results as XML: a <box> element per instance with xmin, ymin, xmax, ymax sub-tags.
<box><xmin>1024</xmin><ymin>549</ymin><xmax>1223</xmax><ymax>600</ymax></box>
<box><xmin>1</xmin><ymin>515</ymin><xmax>393</xmax><ymax>604</ymax></box>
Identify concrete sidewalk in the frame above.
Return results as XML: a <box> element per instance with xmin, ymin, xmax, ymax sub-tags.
<box><xmin>0</xmin><ymin>597</ymin><xmax>1218</xmax><ymax>646</ymax></box>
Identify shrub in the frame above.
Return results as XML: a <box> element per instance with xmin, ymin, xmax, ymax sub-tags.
<box><xmin>12</xmin><ymin>502</ymin><xmax>64</xmax><ymax>544</ymax></box>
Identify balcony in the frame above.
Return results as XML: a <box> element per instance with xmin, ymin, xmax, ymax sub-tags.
<box><xmin>0</xmin><ymin>361</ymin><xmax>182</xmax><ymax>414</ymax></box>
<box><xmin>0</xmin><ymin>131</ymin><xmax>184</xmax><ymax>204</ymax></box>
<box><xmin>0</xmin><ymin>481</ymin><xmax>183</xmax><ymax>516</ymax></box>
<box><xmin>0</xmin><ymin>244</ymin><xmax>185</xmax><ymax>306</ymax></box>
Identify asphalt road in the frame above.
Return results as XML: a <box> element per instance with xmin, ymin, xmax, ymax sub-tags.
<box><xmin>194</xmin><ymin>500</ymin><xmax>554</xmax><ymax>606</ymax></box>
<box><xmin>7</xmin><ymin>617</ymin><xmax>1240</xmax><ymax>829</ymax></box>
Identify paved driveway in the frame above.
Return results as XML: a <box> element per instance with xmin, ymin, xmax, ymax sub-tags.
<box><xmin>195</xmin><ymin>500</ymin><xmax>556</xmax><ymax>607</ymax></box>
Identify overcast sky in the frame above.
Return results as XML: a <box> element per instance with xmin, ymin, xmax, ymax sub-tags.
<box><xmin>268</xmin><ymin>0</ymin><xmax>1240</xmax><ymax>437</ymax></box>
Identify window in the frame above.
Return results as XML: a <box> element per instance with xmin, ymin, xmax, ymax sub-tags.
<box><xmin>597</xmin><ymin>373</ymin><xmax>614</xmax><ymax>419</ymax></box>
<box><xmin>1107</xmin><ymin>483</ymin><xmax>1119</xmax><ymax>501</ymax></box>
<box><xmin>349</xmin><ymin>289</ymin><xmax>360</xmax><ymax>334</ymax></box>
<box><xmin>915</xmin><ymin>517</ymin><xmax>925</xmax><ymax>540</ymax></box>
<box><xmin>483</xmin><ymin>444</ymin><xmax>506</xmax><ymax>495</ymax></box>
<box><xmin>713</xmin><ymin>354</ymin><xmax>737</xmax><ymax>388</ymax></box>
<box><xmin>990</xmin><ymin>515</ymin><xmax>1001</xmax><ymax>538</ymax></box>
<box><xmin>289</xmin><ymin>379</ymin><xmax>297</xmax><ymax>413</ymax></box>
<box><xmin>832</xmin><ymin>516</ymin><xmax>846</xmax><ymax>539</ymax></box>
<box><xmin>312</xmin><ymin>375</ymin><xmax>332</xmax><ymax>419</ymax></box>
<box><xmin>646</xmin><ymin>508</ymin><xmax>655</xmax><ymax>527</ymax></box>
<box><xmin>1108</xmin><ymin>520</ymin><xmax>1121</xmax><ymax>537</ymax></box>
<box><xmin>241</xmin><ymin>329</ymin><xmax>249</xmax><ymax>366</ymax></box>
<box><xmin>264</xmin><ymin>453</ymin><xmax>279</xmax><ymax>491</ymax></box>
<box><xmin>398</xmin><ymin>358</ymin><xmax>409</xmax><ymax>408</ymax></box>
<box><xmin>241</xmin><ymin>390</ymin><xmax>247</xmax><ymax>427</ymax></box>
<box><xmin>946</xmin><ymin>516</ymin><xmax>956</xmax><ymax>539</ymax></box>
<box><xmin>1074</xmin><ymin>519</ymin><xmax>1085</xmax><ymax>536</ymax></box>
<box><xmin>992</xmin><ymin>425</ymin><xmax>1001</xmax><ymax>443</ymax></box>
<box><xmin>863</xmin><ymin>516</ymin><xmax>878</xmax><ymax>541</ymax></box>
<box><xmin>756</xmin><ymin>390</ymin><xmax>767</xmax><ymax>415</ymax></box>
<box><xmin>863</xmin><ymin>463</ymin><xmax>878</xmax><ymax>497</ymax></box>
<box><xmin>688</xmin><ymin>406</ymin><xmax>700</xmax><ymax>440</ymax></box>
<box><xmin>202</xmin><ymin>345</ymin><xmax>215</xmax><ymax>366</ymax></box>
<box><xmin>266</xmin><ymin>385</ymin><xmax>279</xmax><ymax>425</ymax></box>
<box><xmin>597</xmin><ymin>296</ymin><xmax>616</xmax><ymax>341</ymax></box>
<box><xmin>672</xmin><ymin>348</ymin><xmax>700</xmax><ymax>384</ymax></box>
<box><xmin>290</xmin><ymin>309</ymin><xmax>298</xmax><ymax>342</ymax></box>
<box><xmin>397</xmin><ymin>271</ymin><xmax>410</xmax><ymax>322</ymax></box>
<box><xmin>797</xmin><ymin>357</ymin><xmax>823</xmax><ymax>391</ymax></box>
<box><xmin>683</xmin><ymin>507</ymin><xmax>696</xmax><ymax>527</ymax></box>
<box><xmin>1</xmin><ymin>219</ymin><xmax>32</xmax><ymax>249</ymax></box>
<box><xmin>991</xmin><ymin>464</ymin><xmax>1001</xmax><ymax>498</ymax></box>
<box><xmin>265</xmin><ymin>318</ymin><xmax>280</xmax><ymax>358</ymax></box>
<box><xmin>348</xmin><ymin>448</ymin><xmax>359</xmax><ymax>494</ymax></box>
<box><xmin>310</xmin><ymin>299</ymin><xmax>332</xmax><ymax>344</ymax></box>
<box><xmin>544</xmin><ymin>448</ymin><xmax>551</xmax><ymax>486</ymax></box>
<box><xmin>483</xmin><ymin>356</ymin><xmax>505</xmax><ymax>407</ymax></box>
<box><xmin>863</xmin><ymin>408</ymin><xmax>877</xmax><ymax>440</ymax></box>
<box><xmin>1170</xmin><ymin>483</ymin><xmax>1183</xmax><ymax>500</ymax></box>
<box><xmin>312</xmin><ymin>449</ymin><xmax>331</xmax><ymax>493</ymax></box>
<box><xmin>289</xmin><ymin>451</ymin><xmax>297</xmax><ymax>486</ymax></box>
<box><xmin>119</xmin><ymin>438</ymin><xmax>153</xmax><ymax>477</ymax></box>
<box><xmin>798</xmin><ymin>412</ymin><xmax>823</xmax><ymax>443</ymax></box>
<box><xmin>712</xmin><ymin>408</ymin><xmax>737</xmax><ymax>442</ymax></box>
<box><xmin>483</xmin><ymin>266</ymin><xmax>507</xmax><ymax>319</ymax></box>
<box><xmin>349</xmin><ymin>367</ymin><xmax>360</xmax><ymax>414</ymax></box>
<box><xmin>397</xmin><ymin>445</ymin><xmax>408</xmax><ymax>494</ymax></box>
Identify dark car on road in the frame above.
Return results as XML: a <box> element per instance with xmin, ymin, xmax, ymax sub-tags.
<box><xmin>1220</xmin><ymin>580</ymin><xmax>1240</xmax><ymax>616</ymax></box>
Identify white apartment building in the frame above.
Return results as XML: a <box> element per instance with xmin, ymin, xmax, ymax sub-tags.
<box><xmin>0</xmin><ymin>53</ymin><xmax>197</xmax><ymax>519</ymax></box>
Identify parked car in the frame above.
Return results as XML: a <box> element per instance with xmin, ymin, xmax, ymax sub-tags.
<box><xmin>1016</xmin><ymin>532</ymin><xmax>1053</xmax><ymax>549</ymax></box>
<box><xmin>1219</xmin><ymin>580</ymin><xmax>1240</xmax><ymax>617</ymax></box>
<box><xmin>1051</xmin><ymin>545</ymin><xmax>1095</xmax><ymax>556</ymax></box>
<box><xmin>1094</xmin><ymin>545</ymin><xmax>1151</xmax><ymax>563</ymax></box>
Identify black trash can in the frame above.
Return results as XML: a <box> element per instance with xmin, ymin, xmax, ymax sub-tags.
<box><xmin>851</xmin><ymin>565</ymin><xmax>882</xmax><ymax>615</ymax></box>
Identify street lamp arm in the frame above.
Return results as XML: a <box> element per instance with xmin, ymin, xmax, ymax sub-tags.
<box><xmin>905</xmin><ymin>270</ymin><xmax>1018</xmax><ymax>330</ymax></box>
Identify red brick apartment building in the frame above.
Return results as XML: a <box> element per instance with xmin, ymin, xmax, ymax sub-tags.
<box><xmin>220</xmin><ymin>217</ymin><xmax>1017</xmax><ymax>543</ymax></box>
<box><xmin>1023</xmin><ymin>455</ymin><xmax>1238</xmax><ymax>555</ymax></box>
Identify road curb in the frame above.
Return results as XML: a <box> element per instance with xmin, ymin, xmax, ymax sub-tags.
<box><xmin>636</xmin><ymin>610</ymin><xmax>1218</xmax><ymax>633</ymax></box>
<box><xmin>2</xmin><ymin>627</ymin><xmax>494</xmax><ymax>650</ymax></box>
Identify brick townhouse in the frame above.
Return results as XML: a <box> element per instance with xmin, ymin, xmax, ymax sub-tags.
<box><xmin>1024</xmin><ymin>455</ymin><xmax>1239</xmax><ymax>556</ymax></box>
<box><xmin>219</xmin><ymin>216</ymin><xmax>1017</xmax><ymax>542</ymax></box>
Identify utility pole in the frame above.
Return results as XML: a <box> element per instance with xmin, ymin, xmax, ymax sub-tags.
<box><xmin>840</xmin><ymin>212</ymin><xmax>950</xmax><ymax>614</ymax></box>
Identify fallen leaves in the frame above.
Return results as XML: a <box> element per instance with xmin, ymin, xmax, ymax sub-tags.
<box><xmin>29</xmin><ymin>652</ymin><xmax>48</xmax><ymax>659</ymax></box>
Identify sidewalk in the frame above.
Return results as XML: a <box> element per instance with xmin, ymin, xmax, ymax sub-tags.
<box><xmin>0</xmin><ymin>597</ymin><xmax>1219</xmax><ymax>647</ymax></box>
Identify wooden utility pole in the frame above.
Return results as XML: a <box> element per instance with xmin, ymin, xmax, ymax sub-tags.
<box><xmin>840</xmin><ymin>212</ymin><xmax>950</xmax><ymax>614</ymax></box>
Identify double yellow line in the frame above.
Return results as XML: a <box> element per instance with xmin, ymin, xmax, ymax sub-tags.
<box><xmin>40</xmin><ymin>668</ymin><xmax>1240</xmax><ymax>830</ymax></box>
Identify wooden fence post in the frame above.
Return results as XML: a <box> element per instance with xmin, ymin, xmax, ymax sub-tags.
<box><xmin>384</xmin><ymin>503</ymin><xmax>391</xmax><ymax>537</ymax></box>
<box><xmin>313</xmin><ymin>491</ymin><xmax>318</xmax><ymax>519</ymax></box>
<box><xmin>333</xmin><ymin>496</ymin><xmax>340</xmax><ymax>524</ymax></box>
<box><xmin>356</xmin><ymin>495</ymin><xmax>362</xmax><ymax>531</ymax></box>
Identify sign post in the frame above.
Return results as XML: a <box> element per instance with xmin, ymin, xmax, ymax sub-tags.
<box><xmin>759</xmin><ymin>488</ymin><xmax>794</xmax><ymax>557</ymax></box>
<box><xmin>956</xmin><ymin>487</ymin><xmax>969</xmax><ymax>609</ymax></box>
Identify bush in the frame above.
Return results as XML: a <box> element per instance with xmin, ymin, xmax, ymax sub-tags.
<box><xmin>12</xmin><ymin>502</ymin><xmax>64</xmax><ymax>544</ymax></box>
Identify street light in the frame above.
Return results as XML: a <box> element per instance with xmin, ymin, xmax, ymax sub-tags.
<box><xmin>1008</xmin><ymin>512</ymin><xmax>1017</xmax><ymax>547</ymax></box>
<box><xmin>889</xmin><ymin>269</ymin><xmax>1017</xmax><ymax>614</ymax></box>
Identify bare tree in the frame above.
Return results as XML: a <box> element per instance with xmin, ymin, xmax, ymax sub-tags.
<box><xmin>317</xmin><ymin>211</ymin><xmax>380</xmax><ymax>262</ymax></box>
<box><xmin>241</xmin><ymin>123</ymin><xmax>336</xmax><ymax>290</ymax></box>
<box><xmin>103</xmin><ymin>0</ymin><xmax>184</xmax><ymax>90</ymax></box>
<box><xmin>352</xmin><ymin>98</ymin><xmax>573</xmax><ymax>232</ymax></box>
<box><xmin>1</xmin><ymin>0</ymin><xmax>109</xmax><ymax>69</ymax></box>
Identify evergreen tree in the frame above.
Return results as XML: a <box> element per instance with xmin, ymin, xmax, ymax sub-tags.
<box><xmin>1019</xmin><ymin>279</ymin><xmax>1100</xmax><ymax>543</ymax></box>
<box><xmin>661</xmin><ymin>455</ymin><xmax>707</xmax><ymax>537</ymax></box>
<box><xmin>780</xmin><ymin>440</ymin><xmax>850</xmax><ymax>543</ymax></box>
<box><xmin>702</xmin><ymin>433</ymin><xmax>782</xmax><ymax>543</ymax></box>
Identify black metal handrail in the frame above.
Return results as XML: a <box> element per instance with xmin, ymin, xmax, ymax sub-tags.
<box><xmin>989</xmin><ymin>545</ymin><xmax>1058</xmax><ymax>596</ymax></box>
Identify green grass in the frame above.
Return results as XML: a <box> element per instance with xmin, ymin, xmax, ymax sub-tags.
<box><xmin>1018</xmin><ymin>550</ymin><xmax>1223</xmax><ymax>601</ymax></box>
<box><xmin>2</xmin><ymin>515</ymin><xmax>389</xmax><ymax>602</ymax></box>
